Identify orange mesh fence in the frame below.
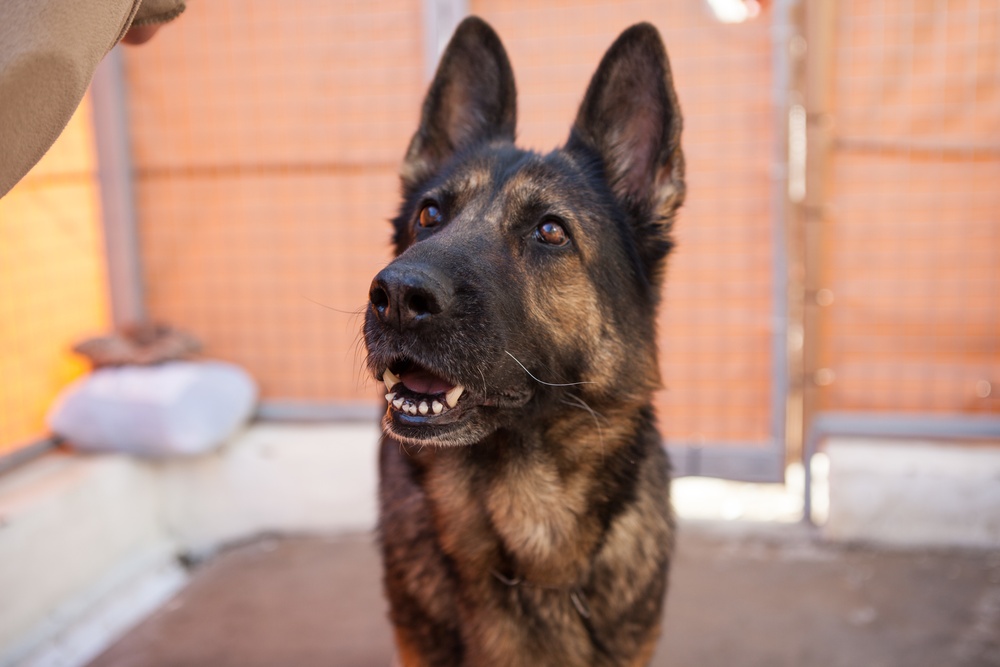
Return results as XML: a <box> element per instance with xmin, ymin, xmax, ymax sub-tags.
<box><xmin>471</xmin><ymin>1</ymin><xmax>778</xmax><ymax>445</ymax></box>
<box><xmin>6</xmin><ymin>2</ymin><xmax>990</xmax><ymax>459</ymax></box>
<box><xmin>0</xmin><ymin>96</ymin><xmax>111</xmax><ymax>454</ymax></box>
<box><xmin>818</xmin><ymin>0</ymin><xmax>1000</xmax><ymax>415</ymax></box>
<box><xmin>123</xmin><ymin>0</ymin><xmax>778</xmax><ymax>446</ymax></box>
<box><xmin>123</xmin><ymin>1</ymin><xmax>425</xmax><ymax>404</ymax></box>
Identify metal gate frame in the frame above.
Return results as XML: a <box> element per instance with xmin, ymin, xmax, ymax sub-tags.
<box><xmin>796</xmin><ymin>0</ymin><xmax>1000</xmax><ymax>521</ymax></box>
<box><xmin>665</xmin><ymin>0</ymin><xmax>802</xmax><ymax>483</ymax></box>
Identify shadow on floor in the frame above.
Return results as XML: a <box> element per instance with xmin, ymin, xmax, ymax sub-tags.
<box><xmin>88</xmin><ymin>523</ymin><xmax>1000</xmax><ymax>667</ymax></box>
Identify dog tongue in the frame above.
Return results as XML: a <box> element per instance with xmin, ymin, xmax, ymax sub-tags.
<box><xmin>400</xmin><ymin>368</ymin><xmax>453</xmax><ymax>395</ymax></box>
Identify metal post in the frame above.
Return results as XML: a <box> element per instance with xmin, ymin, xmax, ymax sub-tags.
<box><xmin>422</xmin><ymin>0</ymin><xmax>468</xmax><ymax>80</ymax></box>
<box><xmin>90</xmin><ymin>47</ymin><xmax>145</xmax><ymax>326</ymax></box>
<box><xmin>769</xmin><ymin>0</ymin><xmax>804</xmax><ymax>481</ymax></box>
<box><xmin>798</xmin><ymin>0</ymin><xmax>837</xmax><ymax>494</ymax></box>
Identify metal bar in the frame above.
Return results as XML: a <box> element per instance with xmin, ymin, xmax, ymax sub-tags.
<box><xmin>91</xmin><ymin>47</ymin><xmax>145</xmax><ymax>326</ymax></box>
<box><xmin>800</xmin><ymin>0</ymin><xmax>837</xmax><ymax>470</ymax></box>
<box><xmin>135</xmin><ymin>161</ymin><xmax>398</xmax><ymax>180</ymax></box>
<box><xmin>767</xmin><ymin>0</ymin><xmax>800</xmax><ymax>480</ymax></box>
<box><xmin>668</xmin><ymin>443</ymin><xmax>785</xmax><ymax>483</ymax></box>
<box><xmin>421</xmin><ymin>0</ymin><xmax>468</xmax><ymax>80</ymax></box>
<box><xmin>780</xmin><ymin>0</ymin><xmax>810</xmax><ymax>474</ymax></box>
<box><xmin>802</xmin><ymin>412</ymin><xmax>1000</xmax><ymax>523</ymax></box>
<box><xmin>667</xmin><ymin>440</ymin><xmax>780</xmax><ymax>451</ymax></box>
<box><xmin>256</xmin><ymin>400</ymin><xmax>382</xmax><ymax>423</ymax></box>
<box><xmin>0</xmin><ymin>437</ymin><xmax>59</xmax><ymax>476</ymax></box>
<box><xmin>836</xmin><ymin>136</ymin><xmax>1000</xmax><ymax>156</ymax></box>
<box><xmin>810</xmin><ymin>413</ymin><xmax>1000</xmax><ymax>440</ymax></box>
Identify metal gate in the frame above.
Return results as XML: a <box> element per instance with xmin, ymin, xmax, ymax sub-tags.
<box><xmin>110</xmin><ymin>0</ymin><xmax>793</xmax><ymax>482</ymax></box>
<box><xmin>797</xmin><ymin>0</ymin><xmax>1000</xmax><ymax>513</ymax></box>
<box><xmin>807</xmin><ymin>0</ymin><xmax>1000</xmax><ymax>418</ymax></box>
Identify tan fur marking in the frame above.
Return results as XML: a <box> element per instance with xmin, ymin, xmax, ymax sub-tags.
<box><xmin>422</xmin><ymin>450</ymin><xmax>496</xmax><ymax>578</ymax></box>
<box><xmin>456</xmin><ymin>163</ymin><xmax>490</xmax><ymax>194</ymax></box>
<box><xmin>394</xmin><ymin>628</ymin><xmax>429</xmax><ymax>667</ymax></box>
<box><xmin>461</xmin><ymin>590</ymin><xmax>592</xmax><ymax>667</ymax></box>
<box><xmin>630</xmin><ymin>630</ymin><xmax>661</xmax><ymax>667</ymax></box>
<box><xmin>484</xmin><ymin>454</ymin><xmax>593</xmax><ymax>586</ymax></box>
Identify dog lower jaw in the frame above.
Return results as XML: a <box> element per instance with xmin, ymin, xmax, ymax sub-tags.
<box><xmin>382</xmin><ymin>409</ymin><xmax>497</xmax><ymax>448</ymax></box>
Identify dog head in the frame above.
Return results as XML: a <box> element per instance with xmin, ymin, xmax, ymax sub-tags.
<box><xmin>364</xmin><ymin>17</ymin><xmax>684</xmax><ymax>447</ymax></box>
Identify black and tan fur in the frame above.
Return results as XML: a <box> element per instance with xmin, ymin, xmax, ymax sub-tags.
<box><xmin>364</xmin><ymin>17</ymin><xmax>685</xmax><ymax>667</ymax></box>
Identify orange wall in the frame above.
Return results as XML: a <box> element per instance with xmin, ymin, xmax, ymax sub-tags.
<box><xmin>0</xmin><ymin>96</ymin><xmax>111</xmax><ymax>454</ymax></box>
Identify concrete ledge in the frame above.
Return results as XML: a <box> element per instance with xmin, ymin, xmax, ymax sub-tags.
<box><xmin>6</xmin><ymin>423</ymin><xmax>996</xmax><ymax>664</ymax></box>
<box><xmin>0</xmin><ymin>423</ymin><xmax>382</xmax><ymax>666</ymax></box>
<box><xmin>824</xmin><ymin>439</ymin><xmax>1000</xmax><ymax>548</ymax></box>
<box><xmin>0</xmin><ymin>455</ymin><xmax>172</xmax><ymax>666</ymax></box>
<box><xmin>10</xmin><ymin>546</ymin><xmax>186</xmax><ymax>667</ymax></box>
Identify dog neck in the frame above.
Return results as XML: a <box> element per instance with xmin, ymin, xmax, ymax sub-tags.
<box><xmin>404</xmin><ymin>401</ymin><xmax>654</xmax><ymax>589</ymax></box>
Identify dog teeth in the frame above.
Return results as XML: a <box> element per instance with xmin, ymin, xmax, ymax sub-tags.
<box><xmin>388</xmin><ymin>390</ymin><xmax>462</xmax><ymax>416</ymax></box>
<box><xmin>445</xmin><ymin>385</ymin><xmax>465</xmax><ymax>408</ymax></box>
<box><xmin>383</xmin><ymin>369</ymin><xmax>401</xmax><ymax>392</ymax></box>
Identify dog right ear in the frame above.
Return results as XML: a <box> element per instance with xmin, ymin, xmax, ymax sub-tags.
<box><xmin>401</xmin><ymin>17</ymin><xmax>517</xmax><ymax>190</ymax></box>
<box><xmin>567</xmin><ymin>23</ymin><xmax>685</xmax><ymax>276</ymax></box>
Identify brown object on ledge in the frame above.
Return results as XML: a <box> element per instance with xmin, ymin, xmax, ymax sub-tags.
<box><xmin>73</xmin><ymin>322</ymin><xmax>202</xmax><ymax>368</ymax></box>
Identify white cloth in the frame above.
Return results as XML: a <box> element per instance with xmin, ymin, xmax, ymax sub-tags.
<box><xmin>47</xmin><ymin>361</ymin><xmax>257</xmax><ymax>456</ymax></box>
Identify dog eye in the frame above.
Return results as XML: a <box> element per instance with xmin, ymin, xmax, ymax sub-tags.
<box><xmin>534</xmin><ymin>220</ymin><xmax>569</xmax><ymax>246</ymax></box>
<box><xmin>419</xmin><ymin>203</ymin><xmax>444</xmax><ymax>228</ymax></box>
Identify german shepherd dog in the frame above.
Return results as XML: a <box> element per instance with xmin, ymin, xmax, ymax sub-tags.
<box><xmin>364</xmin><ymin>16</ymin><xmax>685</xmax><ymax>667</ymax></box>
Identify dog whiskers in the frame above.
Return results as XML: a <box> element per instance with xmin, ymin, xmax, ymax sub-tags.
<box><xmin>490</xmin><ymin>569</ymin><xmax>522</xmax><ymax>587</ymax></box>
<box><xmin>562</xmin><ymin>394</ymin><xmax>605</xmax><ymax>424</ymax></box>
<box><xmin>562</xmin><ymin>394</ymin><xmax>606</xmax><ymax>460</ymax></box>
<box><xmin>299</xmin><ymin>294</ymin><xmax>366</xmax><ymax>316</ymax></box>
<box><xmin>504</xmin><ymin>350</ymin><xmax>594</xmax><ymax>387</ymax></box>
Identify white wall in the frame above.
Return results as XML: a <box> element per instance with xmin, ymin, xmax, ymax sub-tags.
<box><xmin>155</xmin><ymin>423</ymin><xmax>380</xmax><ymax>554</ymax></box>
<box><xmin>824</xmin><ymin>439</ymin><xmax>1000</xmax><ymax>548</ymax></box>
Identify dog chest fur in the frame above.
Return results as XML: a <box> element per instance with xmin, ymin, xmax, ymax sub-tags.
<box><xmin>380</xmin><ymin>413</ymin><xmax>672</xmax><ymax>666</ymax></box>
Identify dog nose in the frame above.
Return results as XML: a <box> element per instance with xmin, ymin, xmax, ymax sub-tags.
<box><xmin>369</xmin><ymin>264</ymin><xmax>454</xmax><ymax>330</ymax></box>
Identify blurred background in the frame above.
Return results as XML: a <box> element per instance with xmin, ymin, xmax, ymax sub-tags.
<box><xmin>1</xmin><ymin>0</ymin><xmax>999</xmax><ymax>666</ymax></box>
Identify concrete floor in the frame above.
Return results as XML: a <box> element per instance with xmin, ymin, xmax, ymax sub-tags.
<box><xmin>88</xmin><ymin>523</ymin><xmax>1000</xmax><ymax>667</ymax></box>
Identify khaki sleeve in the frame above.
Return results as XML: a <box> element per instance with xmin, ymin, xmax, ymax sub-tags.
<box><xmin>131</xmin><ymin>0</ymin><xmax>187</xmax><ymax>28</ymax></box>
<box><xmin>0</xmin><ymin>0</ymin><xmax>185</xmax><ymax>197</ymax></box>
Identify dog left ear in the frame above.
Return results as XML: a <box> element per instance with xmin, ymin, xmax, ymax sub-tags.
<box><xmin>568</xmin><ymin>24</ymin><xmax>685</xmax><ymax>262</ymax></box>
<box><xmin>401</xmin><ymin>17</ymin><xmax>517</xmax><ymax>190</ymax></box>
